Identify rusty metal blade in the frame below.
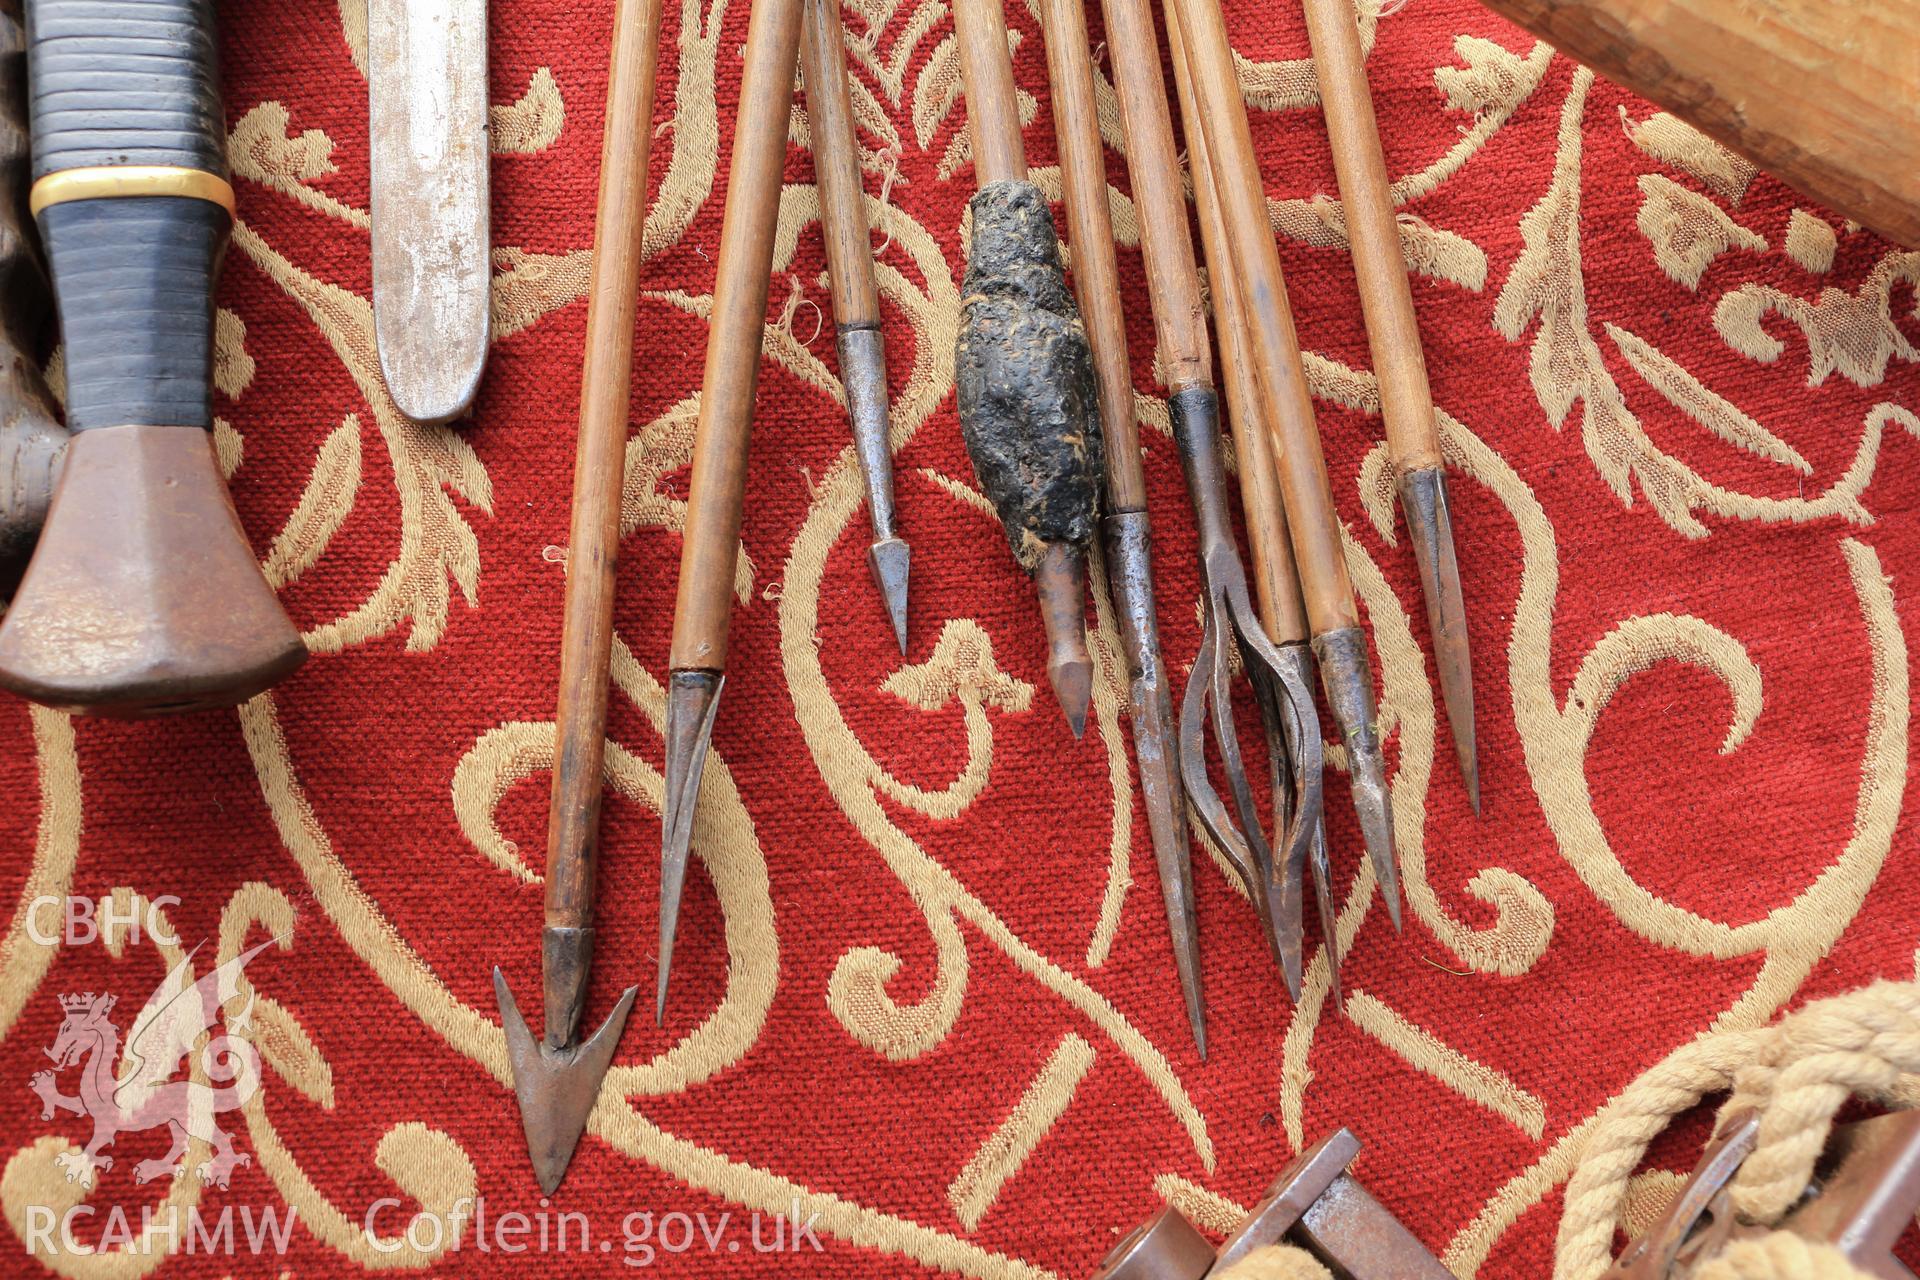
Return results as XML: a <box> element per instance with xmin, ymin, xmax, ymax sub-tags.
<box><xmin>1307</xmin><ymin>817</ymin><xmax>1340</xmax><ymax>1011</ymax></box>
<box><xmin>838</xmin><ymin>325</ymin><xmax>912</xmax><ymax>654</ymax></box>
<box><xmin>659</xmin><ymin>669</ymin><xmax>723</xmax><ymax>1024</ymax></box>
<box><xmin>494</xmin><ymin>969</ymin><xmax>637</xmax><ymax>1196</ymax></box>
<box><xmin>369</xmin><ymin>0</ymin><xmax>491</xmax><ymax>424</ymax></box>
<box><xmin>1105</xmin><ymin>510</ymin><xmax>1205</xmax><ymax>1056</ymax></box>
<box><xmin>1400</xmin><ymin>467</ymin><xmax>1477</xmax><ymax>814</ymax></box>
<box><xmin>1314</xmin><ymin>625</ymin><xmax>1401</xmax><ymax>932</ymax></box>
<box><xmin>867</xmin><ymin>535</ymin><xmax>911</xmax><ymax>656</ymax></box>
<box><xmin>1134</xmin><ymin>667</ymin><xmax>1205</xmax><ymax>1052</ymax></box>
<box><xmin>1246</xmin><ymin>626</ymin><xmax>1323</xmax><ymax>1003</ymax></box>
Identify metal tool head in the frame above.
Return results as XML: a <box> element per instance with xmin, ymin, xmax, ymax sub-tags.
<box><xmin>1092</xmin><ymin>1206</ymin><xmax>1217</xmax><ymax>1280</ymax></box>
<box><xmin>659</xmin><ymin>668</ymin><xmax>724</xmax><ymax>1024</ymax></box>
<box><xmin>1178</xmin><ymin>548</ymin><xmax>1324</xmax><ymax>1000</ymax></box>
<box><xmin>1253</xmin><ymin>642</ymin><xmax>1334</xmax><ymax>1008</ymax></box>
<box><xmin>493</xmin><ymin>968</ymin><xmax>638</xmax><ymax>1196</ymax></box>
<box><xmin>1105</xmin><ymin>508</ymin><xmax>1206</xmax><ymax>1057</ymax></box>
<box><xmin>867</xmin><ymin>535</ymin><xmax>911</xmax><ymax>656</ymax></box>
<box><xmin>1398</xmin><ymin>467</ymin><xmax>1476</xmax><ymax>815</ymax></box>
<box><xmin>1312</xmin><ymin>626</ymin><xmax>1400</xmax><ymax>933</ymax></box>
<box><xmin>1167</xmin><ymin>386</ymin><xmax>1322</xmax><ymax>1001</ymax></box>
<box><xmin>1213</xmin><ymin>1129</ymin><xmax>1362</xmax><ymax>1273</ymax></box>
<box><xmin>1604</xmin><ymin>1111</ymin><xmax>1760</xmax><ymax>1280</ymax></box>
<box><xmin>1306</xmin><ymin>820</ymin><xmax>1340</xmax><ymax>1012</ymax></box>
<box><xmin>1179</xmin><ymin>587</ymin><xmax>1278</xmax><ymax>980</ymax></box>
<box><xmin>1212</xmin><ymin>1128</ymin><xmax>1451</xmax><ymax>1280</ymax></box>
<box><xmin>1608</xmin><ymin>1109</ymin><xmax>1920</xmax><ymax>1280</ymax></box>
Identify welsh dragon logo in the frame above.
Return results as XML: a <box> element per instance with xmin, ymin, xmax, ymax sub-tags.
<box><xmin>29</xmin><ymin>938</ymin><xmax>277</xmax><ymax>1190</ymax></box>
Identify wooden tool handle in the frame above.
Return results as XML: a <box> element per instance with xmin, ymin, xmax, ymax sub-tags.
<box><xmin>1039</xmin><ymin>0</ymin><xmax>1142</xmax><ymax>513</ymax></box>
<box><xmin>952</xmin><ymin>0</ymin><xmax>1026</xmax><ymax>185</ymax></box>
<box><xmin>1479</xmin><ymin>0</ymin><xmax>1920</xmax><ymax>249</ymax></box>
<box><xmin>799</xmin><ymin>0</ymin><xmax>879</xmax><ymax>330</ymax></box>
<box><xmin>0</xmin><ymin>0</ymin><xmax>303</xmax><ymax>714</ymax></box>
<box><xmin>1166</xmin><ymin>0</ymin><xmax>1358</xmax><ymax>634</ymax></box>
<box><xmin>1098</xmin><ymin>0</ymin><xmax>1210</xmax><ymax>390</ymax></box>
<box><xmin>1301</xmin><ymin>0</ymin><xmax>1439</xmax><ymax>474</ymax></box>
<box><xmin>547</xmin><ymin>0</ymin><xmax>666</xmax><ymax>931</ymax></box>
<box><xmin>666</xmin><ymin>0</ymin><xmax>804</xmax><ymax>672</ymax></box>
<box><xmin>1184</xmin><ymin>96</ymin><xmax>1308</xmax><ymax>645</ymax></box>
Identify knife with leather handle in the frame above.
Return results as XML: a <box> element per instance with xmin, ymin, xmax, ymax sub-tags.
<box><xmin>0</xmin><ymin>0</ymin><xmax>306</xmax><ymax>716</ymax></box>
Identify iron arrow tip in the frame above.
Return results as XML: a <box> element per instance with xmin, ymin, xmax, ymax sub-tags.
<box><xmin>1313</xmin><ymin>626</ymin><xmax>1403</xmax><ymax>936</ymax></box>
<box><xmin>1279</xmin><ymin>946</ymin><xmax>1304</xmax><ymax>1003</ymax></box>
<box><xmin>867</xmin><ymin>537</ymin><xmax>911</xmax><ymax>655</ymax></box>
<box><xmin>494</xmin><ymin>970</ymin><xmax>638</xmax><ymax>1197</ymax></box>
<box><xmin>1356</xmin><ymin>745</ymin><xmax>1405</xmax><ymax>935</ymax></box>
<box><xmin>1399</xmin><ymin>468</ymin><xmax>1479</xmax><ymax>814</ymax></box>
<box><xmin>1170</xmin><ymin>906</ymin><xmax>1207</xmax><ymax>1060</ymax></box>
<box><xmin>1118</xmin><ymin>640</ymin><xmax>1209</xmax><ymax>1062</ymax></box>
<box><xmin>1308</xmin><ymin>822</ymin><xmax>1343</xmax><ymax>1014</ymax></box>
<box><xmin>1381</xmin><ymin>872</ymin><xmax>1404</xmax><ymax>933</ymax></box>
<box><xmin>660</xmin><ymin>670</ymin><xmax>724</xmax><ymax>1031</ymax></box>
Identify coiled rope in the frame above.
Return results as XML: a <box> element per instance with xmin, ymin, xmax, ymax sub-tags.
<box><xmin>1215</xmin><ymin>981</ymin><xmax>1920</xmax><ymax>1280</ymax></box>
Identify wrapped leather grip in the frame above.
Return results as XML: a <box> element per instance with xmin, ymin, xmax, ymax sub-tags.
<box><xmin>26</xmin><ymin>0</ymin><xmax>227</xmax><ymax>431</ymax></box>
<box><xmin>26</xmin><ymin>0</ymin><xmax>226</xmax><ymax>179</ymax></box>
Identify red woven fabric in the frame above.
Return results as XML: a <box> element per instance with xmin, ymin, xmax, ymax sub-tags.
<box><xmin>4</xmin><ymin>0</ymin><xmax>1919</xmax><ymax>1275</ymax></box>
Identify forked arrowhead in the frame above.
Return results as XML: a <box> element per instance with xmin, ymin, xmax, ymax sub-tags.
<box><xmin>494</xmin><ymin>969</ymin><xmax>638</xmax><ymax>1196</ymax></box>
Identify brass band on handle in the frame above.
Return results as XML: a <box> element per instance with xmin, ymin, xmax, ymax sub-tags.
<box><xmin>30</xmin><ymin>165</ymin><xmax>236</xmax><ymax>217</ymax></box>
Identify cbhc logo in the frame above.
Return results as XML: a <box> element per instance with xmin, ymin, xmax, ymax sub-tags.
<box><xmin>26</xmin><ymin>896</ymin><xmax>181</xmax><ymax>947</ymax></box>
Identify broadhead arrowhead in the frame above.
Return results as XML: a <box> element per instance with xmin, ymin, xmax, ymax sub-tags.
<box><xmin>494</xmin><ymin>969</ymin><xmax>637</xmax><ymax>1196</ymax></box>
